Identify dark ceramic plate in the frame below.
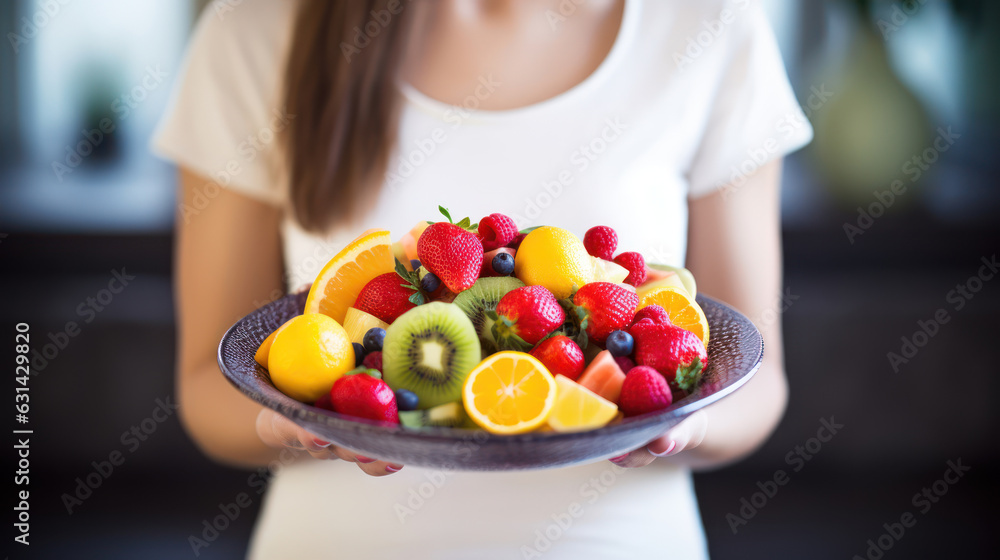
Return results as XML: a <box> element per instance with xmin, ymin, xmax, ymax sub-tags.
<box><xmin>218</xmin><ymin>291</ymin><xmax>762</xmax><ymax>471</ymax></box>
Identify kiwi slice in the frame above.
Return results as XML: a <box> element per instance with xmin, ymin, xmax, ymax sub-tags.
<box><xmin>399</xmin><ymin>401</ymin><xmax>474</xmax><ymax>429</ymax></box>
<box><xmin>453</xmin><ymin>277</ymin><xmax>525</xmax><ymax>354</ymax></box>
<box><xmin>382</xmin><ymin>302</ymin><xmax>481</xmax><ymax>409</ymax></box>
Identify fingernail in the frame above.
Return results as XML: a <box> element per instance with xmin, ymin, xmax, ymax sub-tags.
<box><xmin>355</xmin><ymin>455</ymin><xmax>377</xmax><ymax>464</ymax></box>
<box><xmin>385</xmin><ymin>464</ymin><xmax>403</xmax><ymax>473</ymax></box>
<box><xmin>313</xmin><ymin>438</ymin><xmax>331</xmax><ymax>448</ymax></box>
<box><xmin>609</xmin><ymin>454</ymin><xmax>629</xmax><ymax>463</ymax></box>
<box><xmin>651</xmin><ymin>440</ymin><xmax>677</xmax><ymax>457</ymax></box>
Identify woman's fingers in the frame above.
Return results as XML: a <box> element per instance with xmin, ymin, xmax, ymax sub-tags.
<box><xmin>609</xmin><ymin>448</ymin><xmax>657</xmax><ymax>468</ymax></box>
<box><xmin>256</xmin><ymin>409</ymin><xmax>330</xmax><ymax>453</ymax></box>
<box><xmin>255</xmin><ymin>410</ymin><xmax>404</xmax><ymax>475</ymax></box>
<box><xmin>609</xmin><ymin>411</ymin><xmax>709</xmax><ymax>468</ymax></box>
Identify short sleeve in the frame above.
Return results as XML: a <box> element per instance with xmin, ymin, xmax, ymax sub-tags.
<box><xmin>150</xmin><ymin>0</ymin><xmax>296</xmax><ymax>206</ymax></box>
<box><xmin>686</xmin><ymin>5</ymin><xmax>813</xmax><ymax>198</ymax></box>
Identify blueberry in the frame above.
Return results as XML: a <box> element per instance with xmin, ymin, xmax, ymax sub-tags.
<box><xmin>363</xmin><ymin>328</ymin><xmax>386</xmax><ymax>353</ymax></box>
<box><xmin>410</xmin><ymin>259</ymin><xmax>421</xmax><ymax>270</ymax></box>
<box><xmin>492</xmin><ymin>252</ymin><xmax>515</xmax><ymax>276</ymax></box>
<box><xmin>419</xmin><ymin>271</ymin><xmax>441</xmax><ymax>293</ymax></box>
<box><xmin>352</xmin><ymin>342</ymin><xmax>366</xmax><ymax>367</ymax></box>
<box><xmin>606</xmin><ymin>330</ymin><xmax>634</xmax><ymax>357</ymax></box>
<box><xmin>395</xmin><ymin>389</ymin><xmax>419</xmax><ymax>411</ymax></box>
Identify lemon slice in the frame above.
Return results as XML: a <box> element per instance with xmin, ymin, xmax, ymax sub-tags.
<box><xmin>547</xmin><ymin>375</ymin><xmax>618</xmax><ymax>433</ymax></box>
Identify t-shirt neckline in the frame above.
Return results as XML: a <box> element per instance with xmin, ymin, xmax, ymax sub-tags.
<box><xmin>400</xmin><ymin>0</ymin><xmax>640</xmax><ymax>121</ymax></box>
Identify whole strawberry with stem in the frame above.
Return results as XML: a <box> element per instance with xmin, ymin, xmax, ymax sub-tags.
<box><xmin>613</xmin><ymin>252</ymin><xmax>647</xmax><ymax>286</ymax></box>
<box><xmin>354</xmin><ymin>272</ymin><xmax>417</xmax><ymax>323</ymax></box>
<box><xmin>477</xmin><ymin>213</ymin><xmax>518</xmax><ymax>251</ymax></box>
<box><xmin>417</xmin><ymin>206</ymin><xmax>484</xmax><ymax>293</ymax></box>
<box><xmin>491</xmin><ymin>285</ymin><xmax>565</xmax><ymax>350</ymax></box>
<box><xmin>619</xmin><ymin>365</ymin><xmax>673</xmax><ymax>417</ymax></box>
<box><xmin>529</xmin><ymin>335</ymin><xmax>585</xmax><ymax>381</ymax></box>
<box><xmin>583</xmin><ymin>226</ymin><xmax>618</xmax><ymax>261</ymax></box>
<box><xmin>629</xmin><ymin>318</ymin><xmax>707</xmax><ymax>392</ymax></box>
<box><xmin>570</xmin><ymin>282</ymin><xmax>638</xmax><ymax>346</ymax></box>
<box><xmin>330</xmin><ymin>368</ymin><xmax>398</xmax><ymax>424</ymax></box>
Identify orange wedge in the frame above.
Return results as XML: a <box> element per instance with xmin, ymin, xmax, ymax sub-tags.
<box><xmin>254</xmin><ymin>318</ymin><xmax>294</xmax><ymax>368</ymax></box>
<box><xmin>304</xmin><ymin>230</ymin><xmax>394</xmax><ymax>324</ymax></box>
<box><xmin>463</xmin><ymin>352</ymin><xmax>557</xmax><ymax>435</ymax></box>
<box><xmin>638</xmin><ymin>286</ymin><xmax>710</xmax><ymax>347</ymax></box>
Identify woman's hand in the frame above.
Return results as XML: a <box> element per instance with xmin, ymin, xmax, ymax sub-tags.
<box><xmin>255</xmin><ymin>409</ymin><xmax>404</xmax><ymax>476</ymax></box>
<box><xmin>608</xmin><ymin>411</ymin><xmax>708</xmax><ymax>468</ymax></box>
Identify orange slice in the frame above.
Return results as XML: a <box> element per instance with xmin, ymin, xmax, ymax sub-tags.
<box><xmin>304</xmin><ymin>230</ymin><xmax>394</xmax><ymax>324</ymax></box>
<box><xmin>638</xmin><ymin>286</ymin><xmax>710</xmax><ymax>346</ymax></box>
<box><xmin>463</xmin><ymin>351</ymin><xmax>557</xmax><ymax>435</ymax></box>
<box><xmin>254</xmin><ymin>318</ymin><xmax>294</xmax><ymax>368</ymax></box>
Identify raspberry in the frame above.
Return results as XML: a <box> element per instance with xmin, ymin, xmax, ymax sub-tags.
<box><xmin>613</xmin><ymin>355</ymin><xmax>635</xmax><ymax>372</ymax></box>
<box><xmin>613</xmin><ymin>252</ymin><xmax>647</xmax><ymax>286</ymax></box>
<box><xmin>362</xmin><ymin>351</ymin><xmax>383</xmax><ymax>372</ymax></box>
<box><xmin>631</xmin><ymin>305</ymin><xmax>671</xmax><ymax>327</ymax></box>
<box><xmin>583</xmin><ymin>226</ymin><xmax>618</xmax><ymax>261</ymax></box>
<box><xmin>477</xmin><ymin>213</ymin><xmax>519</xmax><ymax>251</ymax></box>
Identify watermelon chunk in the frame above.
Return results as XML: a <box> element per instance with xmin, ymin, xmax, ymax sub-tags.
<box><xmin>577</xmin><ymin>350</ymin><xmax>627</xmax><ymax>404</ymax></box>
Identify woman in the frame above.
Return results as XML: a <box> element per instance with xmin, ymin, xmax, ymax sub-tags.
<box><xmin>154</xmin><ymin>0</ymin><xmax>810</xmax><ymax>557</ymax></box>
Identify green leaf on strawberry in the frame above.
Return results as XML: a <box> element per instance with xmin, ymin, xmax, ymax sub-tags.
<box><xmin>554</xmin><ymin>297</ymin><xmax>590</xmax><ymax>350</ymax></box>
<box><xmin>435</xmin><ymin>206</ymin><xmax>478</xmax><ymax>233</ymax></box>
<box><xmin>674</xmin><ymin>357</ymin><xmax>704</xmax><ymax>392</ymax></box>
<box><xmin>343</xmin><ymin>367</ymin><xmax>382</xmax><ymax>379</ymax></box>
<box><xmin>487</xmin><ymin>311</ymin><xmax>535</xmax><ymax>352</ymax></box>
<box><xmin>394</xmin><ymin>258</ymin><xmax>426</xmax><ymax>306</ymax></box>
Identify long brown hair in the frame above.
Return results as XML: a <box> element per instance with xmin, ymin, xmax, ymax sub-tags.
<box><xmin>283</xmin><ymin>0</ymin><xmax>416</xmax><ymax>232</ymax></box>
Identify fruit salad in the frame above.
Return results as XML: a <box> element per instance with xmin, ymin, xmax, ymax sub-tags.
<box><xmin>253</xmin><ymin>207</ymin><xmax>710</xmax><ymax>435</ymax></box>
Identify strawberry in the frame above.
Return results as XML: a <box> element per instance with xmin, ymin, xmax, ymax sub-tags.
<box><xmin>477</xmin><ymin>213</ymin><xmax>518</xmax><ymax>251</ymax></box>
<box><xmin>583</xmin><ymin>226</ymin><xmax>618</xmax><ymax>261</ymax></box>
<box><xmin>629</xmin><ymin>319</ymin><xmax>707</xmax><ymax>392</ymax></box>
<box><xmin>619</xmin><ymin>365</ymin><xmax>673</xmax><ymax>417</ymax></box>
<box><xmin>330</xmin><ymin>368</ymin><xmax>398</xmax><ymax>424</ymax></box>
<box><xmin>361</xmin><ymin>351</ymin><xmax>382</xmax><ymax>372</ymax></box>
<box><xmin>530</xmin><ymin>335</ymin><xmax>585</xmax><ymax>381</ymax></box>
<box><xmin>492</xmin><ymin>285</ymin><xmax>565</xmax><ymax>349</ymax></box>
<box><xmin>613</xmin><ymin>252</ymin><xmax>647</xmax><ymax>286</ymax></box>
<box><xmin>354</xmin><ymin>272</ymin><xmax>417</xmax><ymax>323</ymax></box>
<box><xmin>631</xmin><ymin>304</ymin><xmax>671</xmax><ymax>327</ymax></box>
<box><xmin>570</xmin><ymin>282</ymin><xmax>638</xmax><ymax>346</ymax></box>
<box><xmin>417</xmin><ymin>207</ymin><xmax>483</xmax><ymax>293</ymax></box>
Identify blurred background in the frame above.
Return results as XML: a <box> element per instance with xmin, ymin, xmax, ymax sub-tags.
<box><xmin>1</xmin><ymin>0</ymin><xmax>998</xmax><ymax>558</ymax></box>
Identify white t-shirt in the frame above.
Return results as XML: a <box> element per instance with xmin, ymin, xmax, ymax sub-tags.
<box><xmin>154</xmin><ymin>0</ymin><xmax>811</xmax><ymax>558</ymax></box>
